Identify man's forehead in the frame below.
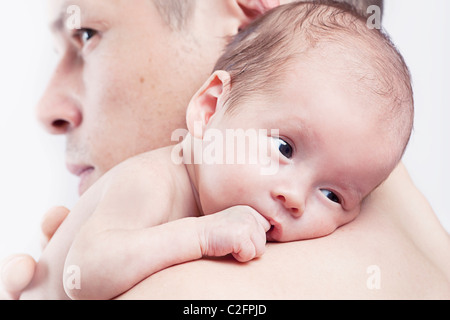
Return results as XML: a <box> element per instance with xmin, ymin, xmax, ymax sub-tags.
<box><xmin>47</xmin><ymin>0</ymin><xmax>116</xmax><ymax>31</ymax></box>
<box><xmin>47</xmin><ymin>0</ymin><xmax>114</xmax><ymax>11</ymax></box>
<box><xmin>47</xmin><ymin>0</ymin><xmax>82</xmax><ymax>30</ymax></box>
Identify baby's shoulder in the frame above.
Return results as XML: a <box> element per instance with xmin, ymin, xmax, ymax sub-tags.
<box><xmin>99</xmin><ymin>146</ymin><xmax>185</xmax><ymax>199</ymax></box>
<box><xmin>114</xmin><ymin>146</ymin><xmax>179</xmax><ymax>179</ymax></box>
<box><xmin>96</xmin><ymin>146</ymin><xmax>194</xmax><ymax>224</ymax></box>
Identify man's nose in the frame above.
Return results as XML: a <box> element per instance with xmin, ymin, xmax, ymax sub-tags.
<box><xmin>271</xmin><ymin>189</ymin><xmax>305</xmax><ymax>218</ymax></box>
<box><xmin>35</xmin><ymin>62</ymin><xmax>82</xmax><ymax>135</ymax></box>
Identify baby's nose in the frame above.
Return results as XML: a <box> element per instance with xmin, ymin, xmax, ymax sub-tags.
<box><xmin>274</xmin><ymin>194</ymin><xmax>304</xmax><ymax>218</ymax></box>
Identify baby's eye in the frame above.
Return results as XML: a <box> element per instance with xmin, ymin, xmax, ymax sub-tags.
<box><xmin>321</xmin><ymin>189</ymin><xmax>341</xmax><ymax>204</ymax></box>
<box><xmin>273</xmin><ymin>137</ymin><xmax>293</xmax><ymax>159</ymax></box>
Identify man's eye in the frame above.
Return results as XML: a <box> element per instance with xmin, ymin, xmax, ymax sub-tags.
<box><xmin>273</xmin><ymin>137</ymin><xmax>293</xmax><ymax>159</ymax></box>
<box><xmin>321</xmin><ymin>189</ymin><xmax>341</xmax><ymax>204</ymax></box>
<box><xmin>73</xmin><ymin>28</ymin><xmax>97</xmax><ymax>46</ymax></box>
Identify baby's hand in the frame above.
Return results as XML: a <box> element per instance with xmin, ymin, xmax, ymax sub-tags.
<box><xmin>199</xmin><ymin>206</ymin><xmax>271</xmax><ymax>262</ymax></box>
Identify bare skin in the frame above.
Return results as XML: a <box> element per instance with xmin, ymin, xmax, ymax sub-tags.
<box><xmin>1</xmin><ymin>0</ymin><xmax>449</xmax><ymax>299</ymax></box>
<box><xmin>118</xmin><ymin>164</ymin><xmax>450</xmax><ymax>299</ymax></box>
<box><xmin>11</xmin><ymin>164</ymin><xmax>450</xmax><ymax>300</ymax></box>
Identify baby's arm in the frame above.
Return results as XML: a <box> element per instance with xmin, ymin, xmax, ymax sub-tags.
<box><xmin>66</xmin><ymin>202</ymin><xmax>269</xmax><ymax>300</ymax></box>
<box><xmin>65</xmin><ymin>215</ymin><xmax>201</xmax><ymax>300</ymax></box>
<box><xmin>66</xmin><ymin>206</ymin><xmax>269</xmax><ymax>300</ymax></box>
<box><xmin>64</xmin><ymin>156</ymin><xmax>270</xmax><ymax>300</ymax></box>
<box><xmin>63</xmin><ymin>153</ymin><xmax>189</xmax><ymax>300</ymax></box>
<box><xmin>19</xmin><ymin>152</ymin><xmax>175</xmax><ymax>300</ymax></box>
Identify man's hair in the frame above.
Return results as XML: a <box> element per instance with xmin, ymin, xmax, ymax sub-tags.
<box><xmin>151</xmin><ymin>0</ymin><xmax>383</xmax><ymax>30</ymax></box>
<box><xmin>213</xmin><ymin>0</ymin><xmax>414</xmax><ymax>158</ymax></box>
<box><xmin>152</xmin><ymin>0</ymin><xmax>195</xmax><ymax>30</ymax></box>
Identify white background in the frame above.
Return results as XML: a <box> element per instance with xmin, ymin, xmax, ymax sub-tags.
<box><xmin>0</xmin><ymin>0</ymin><xmax>449</xmax><ymax>260</ymax></box>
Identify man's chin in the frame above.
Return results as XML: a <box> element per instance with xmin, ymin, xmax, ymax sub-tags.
<box><xmin>78</xmin><ymin>167</ymin><xmax>95</xmax><ymax>196</ymax></box>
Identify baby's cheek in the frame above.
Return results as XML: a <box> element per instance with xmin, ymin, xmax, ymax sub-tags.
<box><xmin>310</xmin><ymin>219</ymin><xmax>341</xmax><ymax>239</ymax></box>
<box><xmin>299</xmin><ymin>210</ymin><xmax>345</xmax><ymax>240</ymax></box>
<box><xmin>198</xmin><ymin>165</ymin><xmax>246</xmax><ymax>214</ymax></box>
<box><xmin>340</xmin><ymin>207</ymin><xmax>361</xmax><ymax>226</ymax></box>
<box><xmin>318</xmin><ymin>208</ymin><xmax>361</xmax><ymax>237</ymax></box>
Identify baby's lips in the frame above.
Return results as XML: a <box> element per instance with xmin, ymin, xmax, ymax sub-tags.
<box><xmin>265</xmin><ymin>216</ymin><xmax>284</xmax><ymax>242</ymax></box>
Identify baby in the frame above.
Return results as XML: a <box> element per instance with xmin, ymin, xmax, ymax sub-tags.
<box><xmin>22</xmin><ymin>1</ymin><xmax>414</xmax><ymax>300</ymax></box>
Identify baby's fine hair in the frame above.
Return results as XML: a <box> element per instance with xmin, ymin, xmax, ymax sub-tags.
<box><xmin>214</xmin><ymin>0</ymin><xmax>414</xmax><ymax>158</ymax></box>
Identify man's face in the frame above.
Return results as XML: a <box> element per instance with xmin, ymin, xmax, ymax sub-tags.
<box><xmin>37</xmin><ymin>0</ymin><xmax>228</xmax><ymax>195</ymax></box>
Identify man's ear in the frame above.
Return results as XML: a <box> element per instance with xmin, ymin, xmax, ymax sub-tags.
<box><xmin>186</xmin><ymin>71</ymin><xmax>231</xmax><ymax>139</ymax></box>
<box><xmin>235</xmin><ymin>0</ymin><xmax>280</xmax><ymax>29</ymax></box>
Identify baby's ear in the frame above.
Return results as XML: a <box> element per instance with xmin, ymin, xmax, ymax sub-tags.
<box><xmin>186</xmin><ymin>70</ymin><xmax>231</xmax><ymax>139</ymax></box>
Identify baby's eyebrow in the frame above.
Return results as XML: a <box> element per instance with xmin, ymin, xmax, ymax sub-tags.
<box><xmin>293</xmin><ymin>119</ymin><xmax>316</xmax><ymax>147</ymax></box>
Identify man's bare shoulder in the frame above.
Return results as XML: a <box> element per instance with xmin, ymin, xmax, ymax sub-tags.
<box><xmin>117</xmin><ymin>164</ymin><xmax>450</xmax><ymax>300</ymax></box>
<box><xmin>119</xmin><ymin>217</ymin><xmax>450</xmax><ymax>300</ymax></box>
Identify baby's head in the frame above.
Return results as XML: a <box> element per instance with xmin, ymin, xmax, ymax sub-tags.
<box><xmin>185</xmin><ymin>1</ymin><xmax>413</xmax><ymax>242</ymax></box>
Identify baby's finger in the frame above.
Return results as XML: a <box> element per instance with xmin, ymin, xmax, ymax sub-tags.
<box><xmin>232</xmin><ymin>239</ymin><xmax>257</xmax><ymax>263</ymax></box>
<box><xmin>252</xmin><ymin>231</ymin><xmax>267</xmax><ymax>258</ymax></box>
<box><xmin>248</xmin><ymin>209</ymin><xmax>271</xmax><ymax>233</ymax></box>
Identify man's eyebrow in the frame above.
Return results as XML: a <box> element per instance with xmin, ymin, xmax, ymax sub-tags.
<box><xmin>50</xmin><ymin>13</ymin><xmax>65</xmax><ymax>33</ymax></box>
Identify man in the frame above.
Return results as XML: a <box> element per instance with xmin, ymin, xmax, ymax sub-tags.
<box><xmin>2</xmin><ymin>0</ymin><xmax>449</xmax><ymax>299</ymax></box>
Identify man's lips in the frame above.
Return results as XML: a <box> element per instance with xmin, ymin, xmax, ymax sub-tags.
<box><xmin>66</xmin><ymin>163</ymin><xmax>95</xmax><ymax>195</ymax></box>
<box><xmin>66</xmin><ymin>163</ymin><xmax>94</xmax><ymax>177</ymax></box>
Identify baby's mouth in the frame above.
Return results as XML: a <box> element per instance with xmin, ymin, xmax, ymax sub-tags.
<box><xmin>266</xmin><ymin>221</ymin><xmax>281</xmax><ymax>242</ymax></box>
<box><xmin>258</xmin><ymin>212</ymin><xmax>281</xmax><ymax>241</ymax></box>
